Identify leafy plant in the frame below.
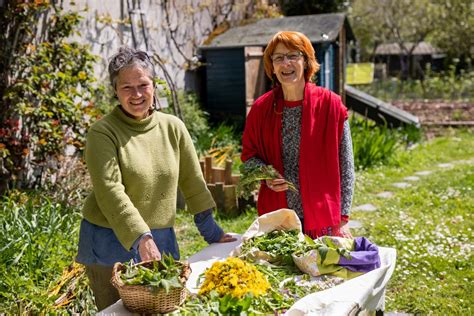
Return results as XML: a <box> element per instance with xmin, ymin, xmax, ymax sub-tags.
<box><xmin>119</xmin><ymin>254</ymin><xmax>184</xmax><ymax>293</ymax></box>
<box><xmin>162</xmin><ymin>92</ymin><xmax>242</xmax><ymax>165</ymax></box>
<box><xmin>237</xmin><ymin>164</ymin><xmax>297</xmax><ymax>199</ymax></box>
<box><xmin>177</xmin><ymin>130</ymin><xmax>474</xmax><ymax>315</ymax></box>
<box><xmin>350</xmin><ymin>115</ymin><xmax>400</xmax><ymax>170</ymax></box>
<box><xmin>179</xmin><ymin>291</ymin><xmax>257</xmax><ymax>315</ymax></box>
<box><xmin>163</xmin><ymin>92</ymin><xmax>210</xmax><ymax>150</ymax></box>
<box><xmin>240</xmin><ymin>229</ymin><xmax>302</xmax><ymax>266</ymax></box>
<box><xmin>0</xmin><ymin>190</ymin><xmax>95</xmax><ymax>314</ymax></box>
<box><xmin>0</xmin><ymin>2</ymin><xmax>104</xmax><ymax>191</ymax></box>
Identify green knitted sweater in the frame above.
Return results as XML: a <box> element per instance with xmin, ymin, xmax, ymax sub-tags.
<box><xmin>82</xmin><ymin>106</ymin><xmax>215</xmax><ymax>250</ymax></box>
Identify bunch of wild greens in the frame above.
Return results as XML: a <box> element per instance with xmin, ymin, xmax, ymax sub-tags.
<box><xmin>251</xmin><ymin>264</ymin><xmax>343</xmax><ymax>314</ymax></box>
<box><xmin>237</xmin><ymin>164</ymin><xmax>297</xmax><ymax>199</ymax></box>
<box><xmin>240</xmin><ymin>229</ymin><xmax>302</xmax><ymax>266</ymax></box>
<box><xmin>119</xmin><ymin>255</ymin><xmax>184</xmax><ymax>293</ymax></box>
<box><xmin>240</xmin><ymin>230</ymin><xmax>352</xmax><ymax>267</ymax></box>
<box><xmin>179</xmin><ymin>291</ymin><xmax>256</xmax><ymax>315</ymax></box>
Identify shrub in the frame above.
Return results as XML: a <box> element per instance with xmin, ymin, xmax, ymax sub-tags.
<box><xmin>0</xmin><ymin>3</ymin><xmax>104</xmax><ymax>192</ymax></box>
<box><xmin>356</xmin><ymin>68</ymin><xmax>474</xmax><ymax>102</ymax></box>
<box><xmin>164</xmin><ymin>92</ymin><xmax>210</xmax><ymax>153</ymax></box>
<box><xmin>0</xmin><ymin>191</ymin><xmax>95</xmax><ymax>314</ymax></box>
<box><xmin>350</xmin><ymin>115</ymin><xmax>406</xmax><ymax>170</ymax></box>
<box><xmin>164</xmin><ymin>92</ymin><xmax>242</xmax><ymax>165</ymax></box>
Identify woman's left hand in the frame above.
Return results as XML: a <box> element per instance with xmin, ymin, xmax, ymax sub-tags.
<box><xmin>218</xmin><ymin>233</ymin><xmax>237</xmax><ymax>243</ymax></box>
<box><xmin>266</xmin><ymin>178</ymin><xmax>288</xmax><ymax>192</ymax></box>
<box><xmin>339</xmin><ymin>221</ymin><xmax>353</xmax><ymax>239</ymax></box>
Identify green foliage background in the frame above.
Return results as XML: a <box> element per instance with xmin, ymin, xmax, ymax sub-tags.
<box><xmin>0</xmin><ymin>2</ymin><xmax>104</xmax><ymax>191</ymax></box>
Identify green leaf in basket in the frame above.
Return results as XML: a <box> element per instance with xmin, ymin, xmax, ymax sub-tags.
<box><xmin>160</xmin><ymin>278</ymin><xmax>171</xmax><ymax>293</ymax></box>
<box><xmin>119</xmin><ymin>255</ymin><xmax>185</xmax><ymax>292</ymax></box>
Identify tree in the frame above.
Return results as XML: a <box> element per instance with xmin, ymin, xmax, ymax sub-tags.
<box><xmin>429</xmin><ymin>0</ymin><xmax>473</xmax><ymax>67</ymax></box>
<box><xmin>278</xmin><ymin>0</ymin><xmax>349</xmax><ymax>16</ymax></box>
<box><xmin>350</xmin><ymin>0</ymin><xmax>440</xmax><ymax>79</ymax></box>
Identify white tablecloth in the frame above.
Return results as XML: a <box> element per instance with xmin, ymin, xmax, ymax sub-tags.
<box><xmin>99</xmin><ymin>233</ymin><xmax>396</xmax><ymax>316</ymax></box>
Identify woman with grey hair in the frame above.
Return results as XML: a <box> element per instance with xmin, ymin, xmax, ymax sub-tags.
<box><xmin>76</xmin><ymin>46</ymin><xmax>235</xmax><ymax>310</ymax></box>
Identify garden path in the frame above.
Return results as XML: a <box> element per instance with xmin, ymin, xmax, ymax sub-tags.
<box><xmin>349</xmin><ymin>157</ymin><xmax>474</xmax><ymax>231</ymax></box>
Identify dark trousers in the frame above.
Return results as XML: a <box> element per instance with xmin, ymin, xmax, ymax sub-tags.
<box><xmin>85</xmin><ymin>264</ymin><xmax>120</xmax><ymax>311</ymax></box>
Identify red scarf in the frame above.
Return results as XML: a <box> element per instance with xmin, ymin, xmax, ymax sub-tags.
<box><xmin>241</xmin><ymin>82</ymin><xmax>348</xmax><ymax>238</ymax></box>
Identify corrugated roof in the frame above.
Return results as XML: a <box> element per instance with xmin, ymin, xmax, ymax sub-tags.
<box><xmin>375</xmin><ymin>42</ymin><xmax>442</xmax><ymax>55</ymax></box>
<box><xmin>201</xmin><ymin>13</ymin><xmax>353</xmax><ymax>49</ymax></box>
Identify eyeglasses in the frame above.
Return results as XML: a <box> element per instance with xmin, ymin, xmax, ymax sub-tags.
<box><xmin>271</xmin><ymin>51</ymin><xmax>303</xmax><ymax>64</ymax></box>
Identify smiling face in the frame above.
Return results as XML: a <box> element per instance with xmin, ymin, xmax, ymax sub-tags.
<box><xmin>115</xmin><ymin>65</ymin><xmax>154</xmax><ymax>120</ymax></box>
<box><xmin>272</xmin><ymin>43</ymin><xmax>306</xmax><ymax>89</ymax></box>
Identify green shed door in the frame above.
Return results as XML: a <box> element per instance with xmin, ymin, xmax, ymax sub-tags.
<box><xmin>204</xmin><ymin>48</ymin><xmax>245</xmax><ymax>126</ymax></box>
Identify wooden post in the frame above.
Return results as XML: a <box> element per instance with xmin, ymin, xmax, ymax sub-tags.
<box><xmin>213</xmin><ymin>167</ymin><xmax>225</xmax><ymax>183</ymax></box>
<box><xmin>223</xmin><ymin>185</ymin><xmax>239</xmax><ymax>216</ymax></box>
<box><xmin>231</xmin><ymin>174</ymin><xmax>240</xmax><ymax>185</ymax></box>
<box><xmin>224</xmin><ymin>160</ymin><xmax>233</xmax><ymax>185</ymax></box>
<box><xmin>207</xmin><ymin>183</ymin><xmax>216</xmax><ymax>206</ymax></box>
<box><xmin>214</xmin><ymin>182</ymin><xmax>225</xmax><ymax>211</ymax></box>
<box><xmin>205</xmin><ymin>156</ymin><xmax>213</xmax><ymax>183</ymax></box>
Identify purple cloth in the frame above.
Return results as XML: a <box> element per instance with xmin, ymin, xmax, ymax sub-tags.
<box><xmin>338</xmin><ymin>237</ymin><xmax>381</xmax><ymax>272</ymax></box>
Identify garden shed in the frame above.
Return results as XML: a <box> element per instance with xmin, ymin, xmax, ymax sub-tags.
<box><xmin>374</xmin><ymin>42</ymin><xmax>445</xmax><ymax>78</ymax></box>
<box><xmin>198</xmin><ymin>13</ymin><xmax>356</xmax><ymax>129</ymax></box>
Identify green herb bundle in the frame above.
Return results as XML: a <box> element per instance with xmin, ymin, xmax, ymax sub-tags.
<box><xmin>240</xmin><ymin>229</ymin><xmax>302</xmax><ymax>266</ymax></box>
<box><xmin>237</xmin><ymin>164</ymin><xmax>297</xmax><ymax>199</ymax></box>
<box><xmin>179</xmin><ymin>291</ymin><xmax>256</xmax><ymax>315</ymax></box>
<box><xmin>119</xmin><ymin>254</ymin><xmax>184</xmax><ymax>293</ymax></box>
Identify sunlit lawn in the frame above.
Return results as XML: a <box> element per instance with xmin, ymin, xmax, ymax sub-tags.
<box><xmin>351</xmin><ymin>129</ymin><xmax>473</xmax><ymax>314</ymax></box>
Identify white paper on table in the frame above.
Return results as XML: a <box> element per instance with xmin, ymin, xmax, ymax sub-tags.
<box><xmin>286</xmin><ymin>247</ymin><xmax>397</xmax><ymax>315</ymax></box>
<box><xmin>99</xmin><ymin>235</ymin><xmax>396</xmax><ymax>316</ymax></box>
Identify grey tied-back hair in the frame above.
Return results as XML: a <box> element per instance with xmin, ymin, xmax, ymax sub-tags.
<box><xmin>108</xmin><ymin>46</ymin><xmax>156</xmax><ymax>89</ymax></box>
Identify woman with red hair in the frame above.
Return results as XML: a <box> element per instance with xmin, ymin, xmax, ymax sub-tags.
<box><xmin>241</xmin><ymin>31</ymin><xmax>355</xmax><ymax>239</ymax></box>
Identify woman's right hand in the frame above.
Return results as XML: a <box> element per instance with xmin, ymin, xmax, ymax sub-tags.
<box><xmin>266</xmin><ymin>178</ymin><xmax>288</xmax><ymax>192</ymax></box>
<box><xmin>138</xmin><ymin>235</ymin><xmax>162</xmax><ymax>261</ymax></box>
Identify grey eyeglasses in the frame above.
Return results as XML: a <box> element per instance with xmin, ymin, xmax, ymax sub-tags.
<box><xmin>271</xmin><ymin>51</ymin><xmax>303</xmax><ymax>64</ymax></box>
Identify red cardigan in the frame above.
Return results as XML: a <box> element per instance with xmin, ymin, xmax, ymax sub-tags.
<box><xmin>241</xmin><ymin>83</ymin><xmax>348</xmax><ymax>238</ymax></box>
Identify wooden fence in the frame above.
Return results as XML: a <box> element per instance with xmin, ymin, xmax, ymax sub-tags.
<box><xmin>200</xmin><ymin>156</ymin><xmax>254</xmax><ymax>216</ymax></box>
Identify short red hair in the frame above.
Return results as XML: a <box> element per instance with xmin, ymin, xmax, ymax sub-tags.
<box><xmin>263</xmin><ymin>31</ymin><xmax>320</xmax><ymax>85</ymax></box>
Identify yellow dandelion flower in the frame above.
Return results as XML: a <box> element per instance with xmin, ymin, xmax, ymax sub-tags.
<box><xmin>198</xmin><ymin>257</ymin><xmax>270</xmax><ymax>298</ymax></box>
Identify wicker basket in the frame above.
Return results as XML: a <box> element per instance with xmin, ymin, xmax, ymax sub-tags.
<box><xmin>111</xmin><ymin>260</ymin><xmax>191</xmax><ymax>314</ymax></box>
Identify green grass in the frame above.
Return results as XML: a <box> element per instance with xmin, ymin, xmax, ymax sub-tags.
<box><xmin>350</xmin><ymin>129</ymin><xmax>473</xmax><ymax>314</ymax></box>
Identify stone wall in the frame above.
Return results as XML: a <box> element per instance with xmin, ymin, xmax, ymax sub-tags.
<box><xmin>64</xmin><ymin>0</ymin><xmax>257</xmax><ymax>91</ymax></box>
